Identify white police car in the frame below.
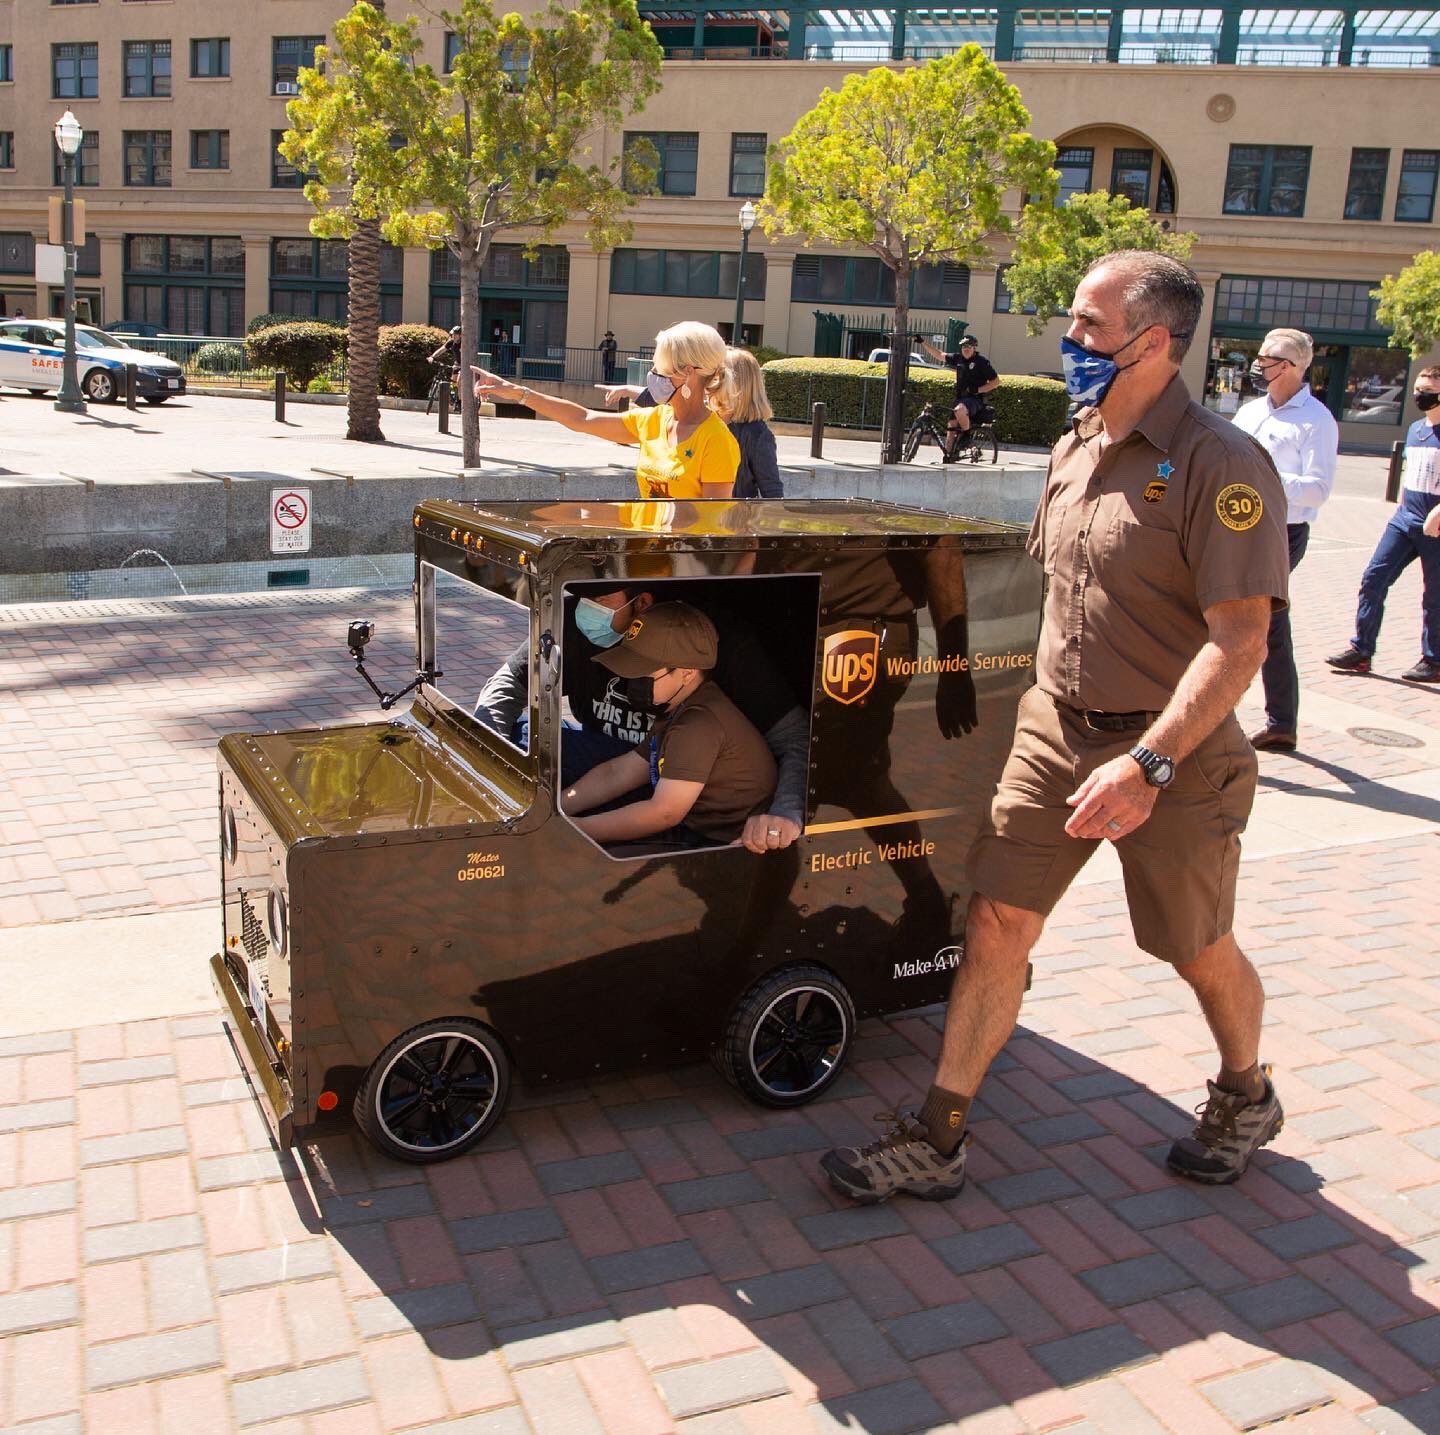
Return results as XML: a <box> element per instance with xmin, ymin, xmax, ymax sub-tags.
<box><xmin>0</xmin><ymin>319</ymin><xmax>186</xmax><ymax>403</ymax></box>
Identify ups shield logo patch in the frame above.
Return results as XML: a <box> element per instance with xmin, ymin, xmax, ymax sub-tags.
<box><xmin>1142</xmin><ymin>480</ymin><xmax>1168</xmax><ymax>504</ymax></box>
<box><xmin>822</xmin><ymin>629</ymin><xmax>880</xmax><ymax>705</ymax></box>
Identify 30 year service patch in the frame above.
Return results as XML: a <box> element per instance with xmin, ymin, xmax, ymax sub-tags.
<box><xmin>1216</xmin><ymin>482</ymin><xmax>1263</xmax><ymax>532</ymax></box>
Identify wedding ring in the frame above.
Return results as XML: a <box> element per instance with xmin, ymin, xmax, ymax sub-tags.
<box><xmin>766</xmin><ymin>828</ymin><xmax>779</xmax><ymax>836</ymax></box>
<box><xmin>1106</xmin><ymin>819</ymin><xmax>1122</xmax><ymax>832</ymax></box>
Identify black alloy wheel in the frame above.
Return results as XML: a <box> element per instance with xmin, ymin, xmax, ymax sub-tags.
<box><xmin>354</xmin><ymin>1017</ymin><xmax>510</xmax><ymax>1163</ymax></box>
<box><xmin>720</xmin><ymin>964</ymin><xmax>854</xmax><ymax>1108</ymax></box>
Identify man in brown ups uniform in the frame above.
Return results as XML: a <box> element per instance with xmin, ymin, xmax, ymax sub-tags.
<box><xmin>822</xmin><ymin>252</ymin><xmax>1292</xmax><ymax>1202</ymax></box>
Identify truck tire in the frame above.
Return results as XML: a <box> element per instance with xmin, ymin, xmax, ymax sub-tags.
<box><xmin>354</xmin><ymin>1016</ymin><xmax>510</xmax><ymax>1163</ymax></box>
<box><xmin>719</xmin><ymin>964</ymin><xmax>854</xmax><ymax>1108</ymax></box>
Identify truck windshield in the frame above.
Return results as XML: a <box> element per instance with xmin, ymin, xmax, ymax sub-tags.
<box><xmin>423</xmin><ymin>564</ymin><xmax>532</xmax><ymax>757</ymax></box>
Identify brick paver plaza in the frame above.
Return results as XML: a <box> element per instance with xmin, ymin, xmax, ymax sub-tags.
<box><xmin>1</xmin><ymin>432</ymin><xmax>1438</xmax><ymax>1433</ymax></box>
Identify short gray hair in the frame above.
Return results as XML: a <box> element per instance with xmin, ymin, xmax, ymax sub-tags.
<box><xmin>1261</xmin><ymin>328</ymin><xmax>1314</xmax><ymax>371</ymax></box>
<box><xmin>1084</xmin><ymin>251</ymin><xmax>1204</xmax><ymax>363</ymax></box>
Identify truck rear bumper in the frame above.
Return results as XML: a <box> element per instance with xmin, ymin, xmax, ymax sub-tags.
<box><xmin>209</xmin><ymin>952</ymin><xmax>294</xmax><ymax>1150</ymax></box>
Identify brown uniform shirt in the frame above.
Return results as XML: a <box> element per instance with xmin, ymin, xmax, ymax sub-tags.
<box><xmin>1030</xmin><ymin>374</ymin><xmax>1289</xmax><ymax>714</ymax></box>
<box><xmin>652</xmin><ymin>680</ymin><xmax>777</xmax><ymax>842</ymax></box>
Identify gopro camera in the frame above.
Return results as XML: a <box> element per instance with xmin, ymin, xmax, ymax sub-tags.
<box><xmin>348</xmin><ymin>620</ymin><xmax>374</xmax><ymax>654</ymax></box>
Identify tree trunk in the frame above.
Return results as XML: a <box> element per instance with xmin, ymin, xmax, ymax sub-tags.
<box><xmin>881</xmin><ymin>283</ymin><xmax>911</xmax><ymax>465</ymax></box>
<box><xmin>345</xmin><ymin>218</ymin><xmax>385</xmax><ymax>443</ymax></box>
<box><xmin>459</xmin><ymin>247</ymin><xmax>482</xmax><ymax>468</ymax></box>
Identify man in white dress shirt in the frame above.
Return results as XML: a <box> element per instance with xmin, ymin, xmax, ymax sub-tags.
<box><xmin>1232</xmin><ymin>328</ymin><xmax>1339</xmax><ymax>750</ymax></box>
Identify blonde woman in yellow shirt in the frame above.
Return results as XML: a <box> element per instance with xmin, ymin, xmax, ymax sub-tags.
<box><xmin>473</xmin><ymin>321</ymin><xmax>740</xmax><ymax>500</ymax></box>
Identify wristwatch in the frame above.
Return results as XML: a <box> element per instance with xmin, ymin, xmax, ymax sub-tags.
<box><xmin>1129</xmin><ymin>744</ymin><xmax>1175</xmax><ymax>789</ymax></box>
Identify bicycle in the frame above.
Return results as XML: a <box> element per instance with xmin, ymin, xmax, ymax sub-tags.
<box><xmin>901</xmin><ymin>401</ymin><xmax>999</xmax><ymax>465</ymax></box>
<box><xmin>426</xmin><ymin>364</ymin><xmax>460</xmax><ymax>416</ymax></box>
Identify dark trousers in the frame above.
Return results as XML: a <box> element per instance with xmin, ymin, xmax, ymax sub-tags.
<box><xmin>1261</xmin><ymin>522</ymin><xmax>1310</xmax><ymax>734</ymax></box>
<box><xmin>1352</xmin><ymin>499</ymin><xmax>1440</xmax><ymax>663</ymax></box>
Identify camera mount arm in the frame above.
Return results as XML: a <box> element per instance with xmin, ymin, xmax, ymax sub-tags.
<box><xmin>346</xmin><ymin>620</ymin><xmax>442</xmax><ymax>711</ymax></box>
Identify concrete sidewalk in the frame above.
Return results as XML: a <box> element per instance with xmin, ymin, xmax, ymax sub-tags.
<box><xmin>1</xmin><ymin>440</ymin><xmax>1439</xmax><ymax>1433</ymax></box>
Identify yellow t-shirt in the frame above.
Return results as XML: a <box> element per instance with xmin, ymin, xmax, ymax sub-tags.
<box><xmin>620</xmin><ymin>403</ymin><xmax>741</xmax><ymax>500</ymax></box>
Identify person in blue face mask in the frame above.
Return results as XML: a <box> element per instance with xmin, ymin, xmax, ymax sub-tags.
<box><xmin>820</xmin><ymin>251</ymin><xmax>1294</xmax><ymax>1208</ymax></box>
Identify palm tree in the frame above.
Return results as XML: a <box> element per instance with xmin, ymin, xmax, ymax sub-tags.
<box><xmin>345</xmin><ymin>217</ymin><xmax>384</xmax><ymax>443</ymax></box>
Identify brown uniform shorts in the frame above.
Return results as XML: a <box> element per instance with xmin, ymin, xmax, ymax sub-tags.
<box><xmin>967</xmin><ymin>687</ymin><xmax>1258</xmax><ymax>963</ymax></box>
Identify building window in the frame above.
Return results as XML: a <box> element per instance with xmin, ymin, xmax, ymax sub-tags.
<box><xmin>0</xmin><ymin>234</ymin><xmax>36</xmax><ymax>274</ymax></box>
<box><xmin>1343</xmin><ymin>149</ymin><xmax>1388</xmax><ymax>222</ymax></box>
<box><xmin>54</xmin><ymin>130</ymin><xmax>99</xmax><ymax>186</ymax></box>
<box><xmin>1396</xmin><ymin>150</ymin><xmax>1439</xmax><ymax>224</ymax></box>
<box><xmin>272</xmin><ymin>237</ymin><xmax>402</xmax><ymax>322</ymax></box>
<box><xmin>444</xmin><ymin>31</ymin><xmax>461</xmax><ymax>72</ymax></box>
<box><xmin>624</xmin><ymin>132</ymin><xmax>699</xmax><ymax>196</ymax></box>
<box><xmin>190</xmin><ymin>130</ymin><xmax>229</xmax><ymax>170</ymax></box>
<box><xmin>0</xmin><ymin>134</ymin><xmax>12</xmax><ymax>170</ymax></box>
<box><xmin>191</xmin><ymin>38</ymin><xmax>230</xmax><ymax>79</ymax></box>
<box><xmin>124</xmin><ymin>39</ymin><xmax>170</xmax><ymax>98</ymax></box>
<box><xmin>1213</xmin><ymin>275</ymin><xmax>1382</xmax><ymax>333</ymax></box>
<box><xmin>729</xmin><ymin>133</ymin><xmax>766</xmax><ymax>198</ymax></box>
<box><xmin>1110</xmin><ymin>148</ymin><xmax>1153</xmax><ymax>208</ymax></box>
<box><xmin>1222</xmin><ymin>145</ymin><xmax>1310</xmax><ymax>217</ymax></box>
<box><xmin>0</xmin><ymin>45</ymin><xmax>12</xmax><ymax>83</ymax></box>
<box><xmin>911</xmin><ymin>263</ymin><xmax>970</xmax><ymax>311</ymax></box>
<box><xmin>53</xmin><ymin>42</ymin><xmax>99</xmax><ymax>100</ymax></box>
<box><xmin>123</xmin><ymin>234</ymin><xmax>246</xmax><ymax>335</ymax></box>
<box><xmin>271</xmin><ymin>131</ymin><xmax>310</xmax><ymax>189</ymax></box>
<box><xmin>273</xmin><ymin>35</ymin><xmax>324</xmax><ymax>90</ymax></box>
<box><xmin>1056</xmin><ymin>147</ymin><xmax>1093</xmax><ymax>205</ymax></box>
<box><xmin>1155</xmin><ymin>160</ymin><xmax>1176</xmax><ymax>214</ymax></box>
<box><xmin>124</xmin><ymin>130</ymin><xmax>171</xmax><ymax>187</ymax></box>
<box><xmin>993</xmin><ymin>265</ymin><xmax>1037</xmax><ymax>315</ymax></box>
<box><xmin>610</xmin><ymin>248</ymin><xmax>766</xmax><ymax>300</ymax></box>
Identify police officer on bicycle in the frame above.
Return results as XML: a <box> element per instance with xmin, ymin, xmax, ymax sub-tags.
<box><xmin>428</xmin><ymin>325</ymin><xmax>462</xmax><ymax>373</ymax></box>
<box><xmin>920</xmin><ymin>333</ymin><xmax>999</xmax><ymax>459</ymax></box>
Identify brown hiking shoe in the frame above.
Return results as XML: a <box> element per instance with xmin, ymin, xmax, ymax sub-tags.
<box><xmin>1167</xmin><ymin>1070</ymin><xmax>1284</xmax><ymax>1185</ymax></box>
<box><xmin>820</xmin><ymin>1111</ymin><xmax>969</xmax><ymax>1204</ymax></box>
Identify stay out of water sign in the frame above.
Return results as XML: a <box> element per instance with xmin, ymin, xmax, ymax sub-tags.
<box><xmin>270</xmin><ymin>488</ymin><xmax>311</xmax><ymax>554</ymax></box>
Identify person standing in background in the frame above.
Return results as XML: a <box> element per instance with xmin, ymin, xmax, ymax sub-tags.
<box><xmin>718</xmin><ymin>349</ymin><xmax>783</xmax><ymax>498</ymax></box>
<box><xmin>1327</xmin><ymin>366</ymin><xmax>1440</xmax><ymax>683</ymax></box>
<box><xmin>1231</xmin><ymin>328</ymin><xmax>1338</xmax><ymax>750</ymax></box>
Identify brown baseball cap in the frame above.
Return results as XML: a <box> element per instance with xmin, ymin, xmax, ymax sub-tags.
<box><xmin>593</xmin><ymin>601</ymin><xmax>718</xmax><ymax>677</ymax></box>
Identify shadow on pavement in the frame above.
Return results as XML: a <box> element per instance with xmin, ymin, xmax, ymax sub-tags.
<box><xmin>266</xmin><ymin>1021</ymin><xmax>1440</xmax><ymax>1431</ymax></box>
<box><xmin>1257</xmin><ymin>751</ymin><xmax>1440</xmax><ymax>826</ymax></box>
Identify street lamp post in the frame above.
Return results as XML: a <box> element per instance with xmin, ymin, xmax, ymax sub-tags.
<box><xmin>732</xmin><ymin>201</ymin><xmax>756</xmax><ymax>347</ymax></box>
<box><xmin>53</xmin><ymin>110</ymin><xmax>87</xmax><ymax>414</ymax></box>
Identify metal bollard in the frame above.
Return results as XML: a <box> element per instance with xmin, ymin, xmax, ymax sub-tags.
<box><xmin>125</xmin><ymin>363</ymin><xmax>138</xmax><ymax>411</ymax></box>
<box><xmin>438</xmin><ymin>376</ymin><xmax>450</xmax><ymax>435</ymax></box>
<box><xmin>810</xmin><ymin>401</ymin><xmax>826</xmax><ymax>458</ymax></box>
<box><xmin>275</xmin><ymin>371</ymin><xmax>287</xmax><ymax>423</ymax></box>
<box><xmin>1385</xmin><ymin>439</ymin><xmax>1405</xmax><ymax>503</ymax></box>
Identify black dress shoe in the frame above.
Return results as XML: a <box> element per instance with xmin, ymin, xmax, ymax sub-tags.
<box><xmin>1250</xmin><ymin>728</ymin><xmax>1297</xmax><ymax>752</ymax></box>
<box><xmin>1402</xmin><ymin>657</ymin><xmax>1440</xmax><ymax>683</ymax></box>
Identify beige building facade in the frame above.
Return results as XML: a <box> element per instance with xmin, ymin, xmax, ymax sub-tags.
<box><xmin>1</xmin><ymin>0</ymin><xmax>1438</xmax><ymax>445</ymax></box>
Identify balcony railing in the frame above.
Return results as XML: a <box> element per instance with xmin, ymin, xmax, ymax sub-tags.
<box><xmin>1013</xmin><ymin>44</ymin><xmax>1108</xmax><ymax>62</ymax></box>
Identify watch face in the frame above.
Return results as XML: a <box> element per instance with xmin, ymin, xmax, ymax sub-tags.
<box><xmin>1153</xmin><ymin>759</ymin><xmax>1174</xmax><ymax>786</ymax></box>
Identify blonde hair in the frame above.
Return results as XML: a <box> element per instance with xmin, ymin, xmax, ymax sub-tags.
<box><xmin>653</xmin><ymin>321</ymin><xmax>733</xmax><ymax>413</ymax></box>
<box><xmin>720</xmin><ymin>348</ymin><xmax>774</xmax><ymax>424</ymax></box>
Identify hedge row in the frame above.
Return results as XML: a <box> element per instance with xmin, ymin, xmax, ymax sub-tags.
<box><xmin>761</xmin><ymin>358</ymin><xmax>1069</xmax><ymax>447</ymax></box>
<box><xmin>239</xmin><ymin>322</ymin><xmax>452</xmax><ymax>396</ymax></box>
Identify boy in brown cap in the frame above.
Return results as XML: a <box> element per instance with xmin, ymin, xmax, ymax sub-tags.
<box><xmin>561</xmin><ymin>602</ymin><xmax>777</xmax><ymax>846</ymax></box>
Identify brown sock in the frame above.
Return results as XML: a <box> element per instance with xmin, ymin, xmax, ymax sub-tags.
<box><xmin>919</xmin><ymin>1084</ymin><xmax>972</xmax><ymax>1157</ymax></box>
<box><xmin>1216</xmin><ymin>1063</ymin><xmax>1266</xmax><ymax>1104</ymax></box>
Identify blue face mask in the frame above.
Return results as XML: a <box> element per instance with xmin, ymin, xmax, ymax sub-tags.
<box><xmin>645</xmin><ymin>369</ymin><xmax>676</xmax><ymax>404</ymax></box>
<box><xmin>576</xmin><ymin>596</ymin><xmax>629</xmax><ymax>649</ymax></box>
<box><xmin>1059</xmin><ymin>330</ymin><xmax>1149</xmax><ymax>407</ymax></box>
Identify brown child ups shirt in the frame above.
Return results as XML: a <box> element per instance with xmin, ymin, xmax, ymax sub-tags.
<box><xmin>651</xmin><ymin>680</ymin><xmax>777</xmax><ymax>843</ymax></box>
<box><xmin>1030</xmin><ymin>375</ymin><xmax>1290</xmax><ymax>714</ymax></box>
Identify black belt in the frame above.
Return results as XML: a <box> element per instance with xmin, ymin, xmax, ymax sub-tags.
<box><xmin>1061</xmin><ymin>703</ymin><xmax>1157</xmax><ymax>734</ymax></box>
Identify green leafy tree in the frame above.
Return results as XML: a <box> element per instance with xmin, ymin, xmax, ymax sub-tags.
<box><xmin>761</xmin><ymin>48</ymin><xmax>1056</xmax><ymax>462</ymax></box>
<box><xmin>1006</xmin><ymin>191</ymin><xmax>1196</xmax><ymax>338</ymax></box>
<box><xmin>1373</xmin><ymin>250</ymin><xmax>1440</xmax><ymax>358</ymax></box>
<box><xmin>282</xmin><ymin>2</ymin><xmax>413</xmax><ymax>442</ymax></box>
<box><xmin>286</xmin><ymin>1</ymin><xmax>662</xmax><ymax>466</ymax></box>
